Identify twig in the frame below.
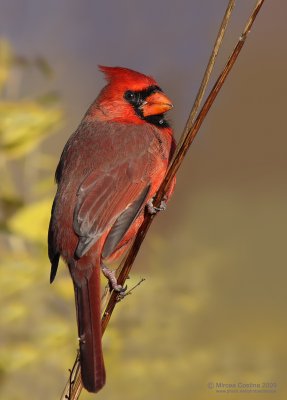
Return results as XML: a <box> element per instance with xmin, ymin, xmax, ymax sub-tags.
<box><xmin>179</xmin><ymin>0</ymin><xmax>236</xmax><ymax>146</ymax></box>
<box><xmin>59</xmin><ymin>1</ymin><xmax>265</xmax><ymax>399</ymax></box>
<box><xmin>116</xmin><ymin>278</ymin><xmax>146</xmax><ymax>302</ymax></box>
<box><xmin>60</xmin><ymin>351</ymin><xmax>81</xmax><ymax>400</ymax></box>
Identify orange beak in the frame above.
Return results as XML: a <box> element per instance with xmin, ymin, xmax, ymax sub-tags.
<box><xmin>141</xmin><ymin>91</ymin><xmax>173</xmax><ymax>117</ymax></box>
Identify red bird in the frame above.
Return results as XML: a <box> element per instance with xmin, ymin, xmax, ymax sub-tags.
<box><xmin>48</xmin><ymin>66</ymin><xmax>176</xmax><ymax>392</ymax></box>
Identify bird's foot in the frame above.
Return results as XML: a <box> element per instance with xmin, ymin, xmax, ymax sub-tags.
<box><xmin>101</xmin><ymin>264</ymin><xmax>127</xmax><ymax>292</ymax></box>
<box><xmin>146</xmin><ymin>198</ymin><xmax>167</xmax><ymax>215</ymax></box>
<box><xmin>116</xmin><ymin>278</ymin><xmax>146</xmax><ymax>302</ymax></box>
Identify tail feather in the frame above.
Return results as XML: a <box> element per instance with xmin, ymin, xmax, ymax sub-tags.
<box><xmin>74</xmin><ymin>265</ymin><xmax>106</xmax><ymax>393</ymax></box>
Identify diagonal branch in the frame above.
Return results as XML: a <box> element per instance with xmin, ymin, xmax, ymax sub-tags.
<box><xmin>59</xmin><ymin>1</ymin><xmax>265</xmax><ymax>399</ymax></box>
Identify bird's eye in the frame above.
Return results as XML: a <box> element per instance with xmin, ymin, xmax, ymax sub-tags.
<box><xmin>124</xmin><ymin>90</ymin><xmax>136</xmax><ymax>102</ymax></box>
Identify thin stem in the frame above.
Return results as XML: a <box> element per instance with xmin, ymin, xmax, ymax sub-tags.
<box><xmin>178</xmin><ymin>0</ymin><xmax>236</xmax><ymax>148</ymax></box>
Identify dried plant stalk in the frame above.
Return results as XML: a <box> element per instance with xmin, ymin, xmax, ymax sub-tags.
<box><xmin>59</xmin><ymin>1</ymin><xmax>265</xmax><ymax>399</ymax></box>
<box><xmin>179</xmin><ymin>0</ymin><xmax>235</xmax><ymax>146</ymax></box>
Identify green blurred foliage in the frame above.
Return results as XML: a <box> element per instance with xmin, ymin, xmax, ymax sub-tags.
<box><xmin>0</xmin><ymin>101</ymin><xmax>61</xmax><ymax>158</ymax></box>
<box><xmin>0</xmin><ymin>39</ymin><xmax>76</xmax><ymax>399</ymax></box>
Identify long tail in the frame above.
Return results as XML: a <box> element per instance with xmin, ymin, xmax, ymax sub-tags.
<box><xmin>73</xmin><ymin>265</ymin><xmax>106</xmax><ymax>392</ymax></box>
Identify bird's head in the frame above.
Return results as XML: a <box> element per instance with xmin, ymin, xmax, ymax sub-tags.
<box><xmin>87</xmin><ymin>66</ymin><xmax>173</xmax><ymax>127</ymax></box>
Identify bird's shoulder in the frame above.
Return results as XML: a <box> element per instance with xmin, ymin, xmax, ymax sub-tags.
<box><xmin>55</xmin><ymin>120</ymin><xmax>164</xmax><ymax>183</ymax></box>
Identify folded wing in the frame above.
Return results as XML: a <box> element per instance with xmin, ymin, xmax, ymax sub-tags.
<box><xmin>73</xmin><ymin>161</ymin><xmax>151</xmax><ymax>259</ymax></box>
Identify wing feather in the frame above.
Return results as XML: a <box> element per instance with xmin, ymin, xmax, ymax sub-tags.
<box><xmin>74</xmin><ymin>161</ymin><xmax>151</xmax><ymax>259</ymax></box>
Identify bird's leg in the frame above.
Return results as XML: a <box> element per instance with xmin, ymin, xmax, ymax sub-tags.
<box><xmin>146</xmin><ymin>196</ymin><xmax>167</xmax><ymax>215</ymax></box>
<box><xmin>101</xmin><ymin>263</ymin><xmax>127</xmax><ymax>292</ymax></box>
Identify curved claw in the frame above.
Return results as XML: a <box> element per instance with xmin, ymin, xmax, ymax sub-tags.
<box><xmin>115</xmin><ymin>285</ymin><xmax>129</xmax><ymax>302</ymax></box>
<box><xmin>113</xmin><ymin>284</ymin><xmax>127</xmax><ymax>293</ymax></box>
<box><xmin>146</xmin><ymin>199</ymin><xmax>167</xmax><ymax>215</ymax></box>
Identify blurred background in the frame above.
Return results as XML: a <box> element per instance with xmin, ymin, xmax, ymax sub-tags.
<box><xmin>0</xmin><ymin>1</ymin><xmax>286</xmax><ymax>399</ymax></box>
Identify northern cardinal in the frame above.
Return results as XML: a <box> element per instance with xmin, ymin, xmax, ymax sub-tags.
<box><xmin>48</xmin><ymin>66</ymin><xmax>176</xmax><ymax>392</ymax></box>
